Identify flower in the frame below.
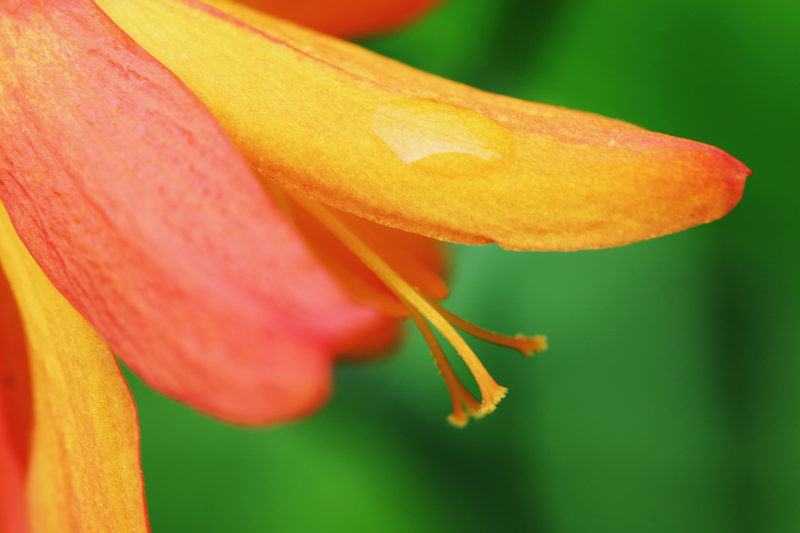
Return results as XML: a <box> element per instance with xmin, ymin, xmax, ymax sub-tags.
<box><xmin>0</xmin><ymin>0</ymin><xmax>749</xmax><ymax>530</ymax></box>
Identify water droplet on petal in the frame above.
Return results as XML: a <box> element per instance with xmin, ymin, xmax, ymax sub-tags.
<box><xmin>371</xmin><ymin>99</ymin><xmax>514</xmax><ymax>176</ymax></box>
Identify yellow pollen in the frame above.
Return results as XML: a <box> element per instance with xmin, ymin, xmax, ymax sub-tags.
<box><xmin>286</xmin><ymin>191</ymin><xmax>545</xmax><ymax>426</ymax></box>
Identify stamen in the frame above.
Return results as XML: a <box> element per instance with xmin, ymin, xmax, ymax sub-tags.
<box><xmin>280</xmin><ymin>191</ymin><xmax>550</xmax><ymax>423</ymax></box>
<box><xmin>425</xmin><ymin>297</ymin><xmax>548</xmax><ymax>356</ymax></box>
<box><xmin>293</xmin><ymin>194</ymin><xmax>508</xmax><ymax>414</ymax></box>
<box><xmin>406</xmin><ymin>304</ymin><xmax>482</xmax><ymax>427</ymax></box>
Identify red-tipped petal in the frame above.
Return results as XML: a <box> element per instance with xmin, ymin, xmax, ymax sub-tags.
<box><xmin>0</xmin><ymin>0</ymin><xmax>390</xmax><ymax>424</ymax></box>
<box><xmin>99</xmin><ymin>0</ymin><xmax>749</xmax><ymax>252</ymax></box>
<box><xmin>232</xmin><ymin>0</ymin><xmax>442</xmax><ymax>37</ymax></box>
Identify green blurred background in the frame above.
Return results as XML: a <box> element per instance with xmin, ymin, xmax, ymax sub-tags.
<box><xmin>124</xmin><ymin>0</ymin><xmax>800</xmax><ymax>531</ymax></box>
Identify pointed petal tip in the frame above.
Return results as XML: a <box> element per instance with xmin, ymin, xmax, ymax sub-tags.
<box><xmin>489</xmin><ymin>137</ymin><xmax>751</xmax><ymax>253</ymax></box>
<box><xmin>657</xmin><ymin>139</ymin><xmax>751</xmax><ymax>242</ymax></box>
<box><xmin>683</xmin><ymin>140</ymin><xmax>750</xmax><ymax>223</ymax></box>
<box><xmin>720</xmin><ymin>160</ymin><xmax>749</xmax><ymax>223</ymax></box>
<box><xmin>721</xmin><ymin>148</ymin><xmax>751</xmax><ymax>208</ymax></box>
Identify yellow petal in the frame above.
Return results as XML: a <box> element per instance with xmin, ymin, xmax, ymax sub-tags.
<box><xmin>0</xmin><ymin>204</ymin><xmax>148</xmax><ymax>533</ymax></box>
<box><xmin>97</xmin><ymin>0</ymin><xmax>748</xmax><ymax>251</ymax></box>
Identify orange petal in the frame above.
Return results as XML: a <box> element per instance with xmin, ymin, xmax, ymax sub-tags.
<box><xmin>231</xmin><ymin>0</ymin><xmax>442</xmax><ymax>37</ymax></box>
<box><xmin>98</xmin><ymin>0</ymin><xmax>749</xmax><ymax>251</ymax></box>
<box><xmin>0</xmin><ymin>0</ymin><xmax>392</xmax><ymax>424</ymax></box>
<box><xmin>1</xmin><ymin>268</ymin><xmax>31</xmax><ymax>533</ymax></box>
<box><xmin>270</xmin><ymin>186</ymin><xmax>448</xmax><ymax>317</ymax></box>
<box><xmin>0</xmin><ymin>205</ymin><xmax>149</xmax><ymax>533</ymax></box>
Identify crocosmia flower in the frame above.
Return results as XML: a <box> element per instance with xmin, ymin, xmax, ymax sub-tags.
<box><xmin>0</xmin><ymin>0</ymin><xmax>748</xmax><ymax>530</ymax></box>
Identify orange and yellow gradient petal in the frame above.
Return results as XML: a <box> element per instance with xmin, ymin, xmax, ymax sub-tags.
<box><xmin>0</xmin><ymin>205</ymin><xmax>149</xmax><ymax>533</ymax></box>
<box><xmin>97</xmin><ymin>0</ymin><xmax>748</xmax><ymax>252</ymax></box>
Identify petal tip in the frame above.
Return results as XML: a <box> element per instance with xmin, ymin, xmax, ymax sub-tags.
<box><xmin>706</xmin><ymin>144</ymin><xmax>750</xmax><ymax>218</ymax></box>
